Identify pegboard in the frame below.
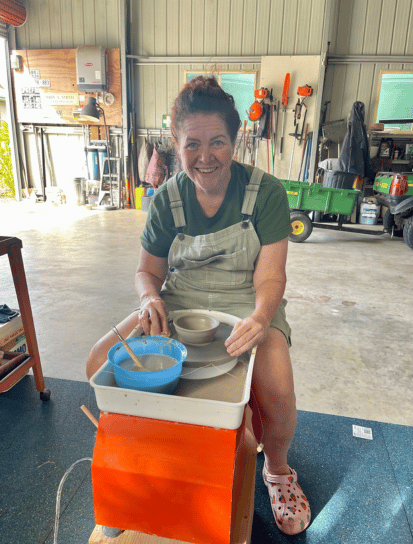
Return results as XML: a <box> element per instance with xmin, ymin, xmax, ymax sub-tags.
<box><xmin>11</xmin><ymin>48</ymin><xmax>122</xmax><ymax>126</ymax></box>
<box><xmin>259</xmin><ymin>55</ymin><xmax>321</xmax><ymax>181</ymax></box>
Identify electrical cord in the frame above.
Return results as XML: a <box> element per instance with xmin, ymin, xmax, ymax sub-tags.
<box><xmin>53</xmin><ymin>457</ymin><xmax>93</xmax><ymax>544</ymax></box>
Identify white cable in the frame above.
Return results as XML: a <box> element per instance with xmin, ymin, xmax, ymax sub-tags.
<box><xmin>53</xmin><ymin>457</ymin><xmax>93</xmax><ymax>544</ymax></box>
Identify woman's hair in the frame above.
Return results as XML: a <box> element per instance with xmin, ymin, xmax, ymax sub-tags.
<box><xmin>171</xmin><ymin>76</ymin><xmax>241</xmax><ymax>143</ymax></box>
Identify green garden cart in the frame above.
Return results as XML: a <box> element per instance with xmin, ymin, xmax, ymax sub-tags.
<box><xmin>282</xmin><ymin>180</ymin><xmax>386</xmax><ymax>244</ymax></box>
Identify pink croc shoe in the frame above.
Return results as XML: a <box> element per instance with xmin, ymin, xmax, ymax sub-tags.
<box><xmin>262</xmin><ymin>464</ymin><xmax>311</xmax><ymax>535</ymax></box>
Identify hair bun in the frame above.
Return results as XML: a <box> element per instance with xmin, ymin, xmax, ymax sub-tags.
<box><xmin>171</xmin><ymin>76</ymin><xmax>241</xmax><ymax>142</ymax></box>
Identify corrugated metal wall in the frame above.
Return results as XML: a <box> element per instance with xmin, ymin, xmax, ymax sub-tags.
<box><xmin>11</xmin><ymin>0</ymin><xmax>413</xmax><ymax>130</ymax></box>
<box><xmin>14</xmin><ymin>0</ymin><xmax>121</xmax><ymax>49</ymax></box>
<box><xmin>324</xmin><ymin>0</ymin><xmax>413</xmax><ymax>126</ymax></box>
<box><xmin>132</xmin><ymin>0</ymin><xmax>327</xmax><ymax>57</ymax></box>
<box><xmin>131</xmin><ymin>0</ymin><xmax>328</xmax><ymax>128</ymax></box>
<box><xmin>329</xmin><ymin>0</ymin><xmax>413</xmax><ymax>56</ymax></box>
<box><xmin>9</xmin><ymin>0</ymin><xmax>413</xmax><ymax>189</ymax></box>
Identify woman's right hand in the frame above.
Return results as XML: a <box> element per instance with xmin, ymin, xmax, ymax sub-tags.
<box><xmin>138</xmin><ymin>295</ymin><xmax>170</xmax><ymax>336</ymax></box>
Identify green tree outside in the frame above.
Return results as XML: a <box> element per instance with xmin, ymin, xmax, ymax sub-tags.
<box><xmin>0</xmin><ymin>119</ymin><xmax>15</xmax><ymax>198</ymax></box>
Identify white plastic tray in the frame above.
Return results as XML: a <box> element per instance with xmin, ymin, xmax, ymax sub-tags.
<box><xmin>90</xmin><ymin>310</ymin><xmax>256</xmax><ymax>430</ymax></box>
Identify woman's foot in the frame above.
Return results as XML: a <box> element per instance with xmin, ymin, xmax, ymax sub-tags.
<box><xmin>262</xmin><ymin>464</ymin><xmax>311</xmax><ymax>535</ymax></box>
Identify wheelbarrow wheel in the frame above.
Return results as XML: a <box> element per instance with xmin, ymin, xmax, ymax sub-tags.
<box><xmin>289</xmin><ymin>212</ymin><xmax>313</xmax><ymax>243</ymax></box>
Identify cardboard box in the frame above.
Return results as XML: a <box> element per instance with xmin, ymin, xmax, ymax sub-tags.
<box><xmin>0</xmin><ymin>313</ymin><xmax>24</xmax><ymax>348</ymax></box>
<box><xmin>0</xmin><ymin>333</ymin><xmax>28</xmax><ymax>355</ymax></box>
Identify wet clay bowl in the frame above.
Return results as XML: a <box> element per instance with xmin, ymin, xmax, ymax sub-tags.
<box><xmin>108</xmin><ymin>336</ymin><xmax>187</xmax><ymax>394</ymax></box>
<box><xmin>173</xmin><ymin>313</ymin><xmax>220</xmax><ymax>346</ymax></box>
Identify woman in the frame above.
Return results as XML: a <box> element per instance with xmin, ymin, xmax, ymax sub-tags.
<box><xmin>86</xmin><ymin>76</ymin><xmax>311</xmax><ymax>536</ymax></box>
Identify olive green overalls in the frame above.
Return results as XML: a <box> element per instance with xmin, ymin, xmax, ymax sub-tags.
<box><xmin>160</xmin><ymin>167</ymin><xmax>291</xmax><ymax>345</ymax></box>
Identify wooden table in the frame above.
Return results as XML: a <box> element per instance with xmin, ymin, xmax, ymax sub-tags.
<box><xmin>0</xmin><ymin>236</ymin><xmax>49</xmax><ymax>400</ymax></box>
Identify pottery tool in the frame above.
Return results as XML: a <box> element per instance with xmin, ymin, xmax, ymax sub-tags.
<box><xmin>80</xmin><ymin>405</ymin><xmax>99</xmax><ymax>428</ymax></box>
<box><xmin>112</xmin><ymin>326</ymin><xmax>147</xmax><ymax>371</ymax></box>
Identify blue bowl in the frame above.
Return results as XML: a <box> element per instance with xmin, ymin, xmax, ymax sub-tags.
<box><xmin>108</xmin><ymin>336</ymin><xmax>187</xmax><ymax>394</ymax></box>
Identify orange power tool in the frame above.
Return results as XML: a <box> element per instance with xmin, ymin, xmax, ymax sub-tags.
<box><xmin>279</xmin><ymin>73</ymin><xmax>291</xmax><ymax>159</ymax></box>
<box><xmin>295</xmin><ymin>84</ymin><xmax>313</xmax><ymax>123</ymax></box>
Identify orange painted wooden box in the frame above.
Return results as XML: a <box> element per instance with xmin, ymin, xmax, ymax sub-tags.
<box><xmin>92</xmin><ymin>410</ymin><xmax>252</xmax><ymax>544</ymax></box>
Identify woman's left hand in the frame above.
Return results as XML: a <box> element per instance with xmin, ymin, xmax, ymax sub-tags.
<box><xmin>224</xmin><ymin>315</ymin><xmax>269</xmax><ymax>357</ymax></box>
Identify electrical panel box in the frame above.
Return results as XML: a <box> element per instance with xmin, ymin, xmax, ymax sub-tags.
<box><xmin>76</xmin><ymin>46</ymin><xmax>108</xmax><ymax>91</ymax></box>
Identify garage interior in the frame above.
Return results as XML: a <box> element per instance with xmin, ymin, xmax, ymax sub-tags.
<box><xmin>1</xmin><ymin>1</ymin><xmax>413</xmax><ymax>544</ymax></box>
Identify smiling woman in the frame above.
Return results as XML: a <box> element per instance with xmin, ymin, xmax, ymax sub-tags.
<box><xmin>87</xmin><ymin>76</ymin><xmax>311</xmax><ymax>536</ymax></box>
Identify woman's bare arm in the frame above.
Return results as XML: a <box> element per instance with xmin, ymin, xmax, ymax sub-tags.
<box><xmin>225</xmin><ymin>237</ymin><xmax>288</xmax><ymax>356</ymax></box>
<box><xmin>135</xmin><ymin>247</ymin><xmax>170</xmax><ymax>335</ymax></box>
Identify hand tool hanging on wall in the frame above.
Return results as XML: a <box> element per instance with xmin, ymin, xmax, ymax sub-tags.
<box><xmin>233</xmin><ymin>130</ymin><xmax>243</xmax><ymax>161</ymax></box>
<box><xmin>288</xmin><ymin>123</ymin><xmax>300</xmax><ymax>180</ymax></box>
<box><xmin>248</xmin><ymin>88</ymin><xmax>272</xmax><ymax>122</ymax></box>
<box><xmin>250</xmin><ymin>122</ymin><xmax>257</xmax><ymax>166</ymax></box>
<box><xmin>266</xmin><ymin>100</ymin><xmax>275</xmax><ymax>174</ymax></box>
<box><xmin>272</xmin><ymin>101</ymin><xmax>279</xmax><ymax>170</ymax></box>
<box><xmin>243</xmin><ymin>128</ymin><xmax>250</xmax><ymax>162</ymax></box>
<box><xmin>249</xmin><ymin>88</ymin><xmax>273</xmax><ymax>136</ymax></box>
<box><xmin>248</xmin><ymin>101</ymin><xmax>263</xmax><ymax>122</ymax></box>
<box><xmin>270</xmin><ymin>104</ymin><xmax>275</xmax><ymax>174</ymax></box>
<box><xmin>302</xmin><ymin>132</ymin><xmax>313</xmax><ymax>182</ymax></box>
<box><xmin>298</xmin><ymin>123</ymin><xmax>309</xmax><ymax>181</ymax></box>
<box><xmin>254</xmin><ymin>121</ymin><xmax>260</xmax><ymax>166</ymax></box>
<box><xmin>248</xmin><ymin>88</ymin><xmax>274</xmax><ymax>168</ymax></box>
<box><xmin>298</xmin><ymin>105</ymin><xmax>307</xmax><ymax>146</ymax></box>
<box><xmin>294</xmin><ymin>85</ymin><xmax>313</xmax><ymax>125</ymax></box>
<box><xmin>241</xmin><ymin>119</ymin><xmax>248</xmax><ymax>161</ymax></box>
<box><xmin>256</xmin><ymin>102</ymin><xmax>271</xmax><ymax>139</ymax></box>
<box><xmin>288</xmin><ymin>85</ymin><xmax>312</xmax><ymax>180</ymax></box>
<box><xmin>279</xmin><ymin>73</ymin><xmax>291</xmax><ymax>159</ymax></box>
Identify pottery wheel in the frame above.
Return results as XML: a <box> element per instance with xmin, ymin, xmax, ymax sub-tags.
<box><xmin>170</xmin><ymin>322</ymin><xmax>234</xmax><ymax>367</ymax></box>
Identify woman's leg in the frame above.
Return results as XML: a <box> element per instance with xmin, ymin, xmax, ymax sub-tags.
<box><xmin>250</xmin><ymin>327</ymin><xmax>296</xmax><ymax>474</ymax></box>
<box><xmin>86</xmin><ymin>311</ymin><xmax>141</xmax><ymax>380</ymax></box>
<box><xmin>250</xmin><ymin>327</ymin><xmax>311</xmax><ymax>535</ymax></box>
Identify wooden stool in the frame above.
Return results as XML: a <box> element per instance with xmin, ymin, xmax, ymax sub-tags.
<box><xmin>89</xmin><ymin>410</ymin><xmax>257</xmax><ymax>544</ymax></box>
<box><xmin>0</xmin><ymin>236</ymin><xmax>49</xmax><ymax>400</ymax></box>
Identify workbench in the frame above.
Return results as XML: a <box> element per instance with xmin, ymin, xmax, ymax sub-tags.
<box><xmin>0</xmin><ymin>236</ymin><xmax>49</xmax><ymax>400</ymax></box>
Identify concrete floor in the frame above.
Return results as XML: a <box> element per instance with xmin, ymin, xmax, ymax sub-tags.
<box><xmin>1</xmin><ymin>198</ymin><xmax>412</xmax><ymax>427</ymax></box>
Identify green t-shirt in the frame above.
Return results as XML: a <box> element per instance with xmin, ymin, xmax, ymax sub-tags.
<box><xmin>140</xmin><ymin>162</ymin><xmax>292</xmax><ymax>258</ymax></box>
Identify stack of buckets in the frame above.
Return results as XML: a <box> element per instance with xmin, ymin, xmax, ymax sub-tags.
<box><xmin>359</xmin><ymin>198</ymin><xmax>380</xmax><ymax>225</ymax></box>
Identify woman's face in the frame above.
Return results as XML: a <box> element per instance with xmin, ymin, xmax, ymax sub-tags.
<box><xmin>177</xmin><ymin>113</ymin><xmax>235</xmax><ymax>195</ymax></box>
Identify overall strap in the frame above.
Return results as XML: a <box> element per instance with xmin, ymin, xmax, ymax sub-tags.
<box><xmin>241</xmin><ymin>167</ymin><xmax>265</xmax><ymax>217</ymax></box>
<box><xmin>166</xmin><ymin>175</ymin><xmax>186</xmax><ymax>230</ymax></box>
